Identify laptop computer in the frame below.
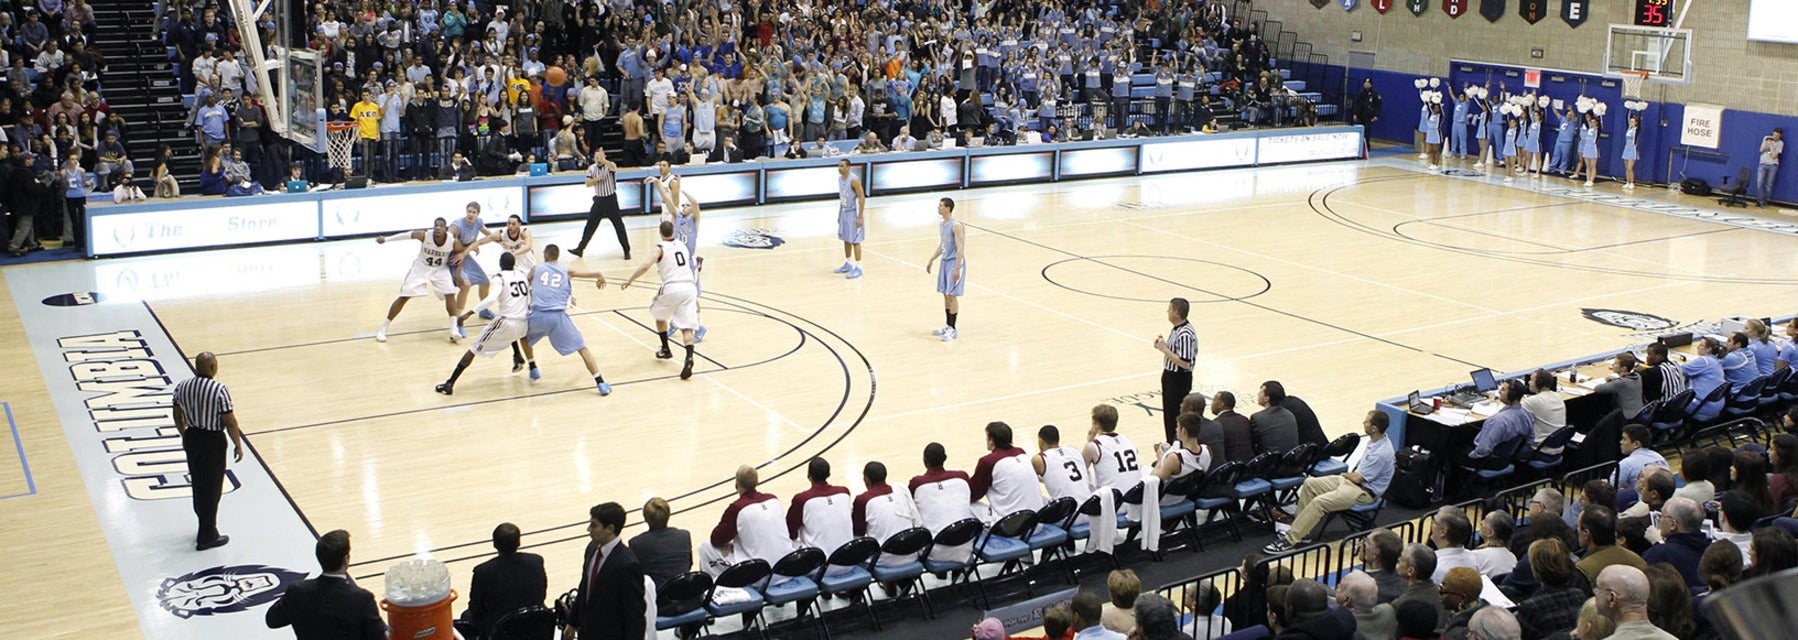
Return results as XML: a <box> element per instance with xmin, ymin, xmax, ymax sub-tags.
<box><xmin>1409</xmin><ymin>390</ymin><xmax>1433</xmax><ymax>415</ymax></box>
<box><xmin>1470</xmin><ymin>368</ymin><xmax>1498</xmax><ymax>392</ymax></box>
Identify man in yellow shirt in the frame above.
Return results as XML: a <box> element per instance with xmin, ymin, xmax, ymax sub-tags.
<box><xmin>351</xmin><ymin>89</ymin><xmax>382</xmax><ymax>179</ymax></box>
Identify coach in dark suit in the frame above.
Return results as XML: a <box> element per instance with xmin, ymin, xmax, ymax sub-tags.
<box><xmin>459</xmin><ymin>522</ymin><xmax>547</xmax><ymax>638</ymax></box>
<box><xmin>1250</xmin><ymin>381</ymin><xmax>1299</xmax><ymax>457</ymax></box>
<box><xmin>1210</xmin><ymin>391</ymin><xmax>1256</xmax><ymax>463</ymax></box>
<box><xmin>567</xmin><ymin>502</ymin><xmax>647</xmax><ymax>640</ymax></box>
<box><xmin>1280</xmin><ymin>392</ymin><xmax>1329</xmax><ymax>450</ymax></box>
<box><xmin>266</xmin><ymin>529</ymin><xmax>385</xmax><ymax>640</ymax></box>
<box><xmin>628</xmin><ymin>497</ymin><xmax>694</xmax><ymax>589</ymax></box>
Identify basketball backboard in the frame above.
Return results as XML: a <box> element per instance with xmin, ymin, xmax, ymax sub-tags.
<box><xmin>1605</xmin><ymin>24</ymin><xmax>1691</xmax><ymax>83</ymax></box>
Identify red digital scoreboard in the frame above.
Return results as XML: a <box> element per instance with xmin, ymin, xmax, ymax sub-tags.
<box><xmin>1634</xmin><ymin>0</ymin><xmax>1673</xmax><ymax>27</ymax></box>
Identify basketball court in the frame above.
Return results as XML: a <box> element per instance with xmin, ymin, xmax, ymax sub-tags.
<box><xmin>4</xmin><ymin>155</ymin><xmax>1798</xmax><ymax>638</ymax></box>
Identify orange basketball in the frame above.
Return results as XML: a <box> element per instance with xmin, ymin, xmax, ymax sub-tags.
<box><xmin>545</xmin><ymin>66</ymin><xmax>567</xmax><ymax>86</ymax></box>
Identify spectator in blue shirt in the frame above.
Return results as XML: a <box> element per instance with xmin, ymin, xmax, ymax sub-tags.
<box><xmin>196</xmin><ymin>92</ymin><xmax>229</xmax><ymax>150</ymax></box>
<box><xmin>1460</xmin><ymin>380</ymin><xmax>1533</xmax><ymax>471</ymax></box>
<box><xmin>1722</xmin><ymin>332</ymin><xmax>1761</xmax><ymax>394</ymax></box>
<box><xmin>1683</xmin><ymin>337</ymin><xmax>1729</xmax><ymax>420</ymax></box>
<box><xmin>60</xmin><ymin>153</ymin><xmax>90</xmax><ymax>249</ymax></box>
<box><xmin>1263</xmin><ymin>410</ymin><xmax>1395</xmax><ymax>553</ymax></box>
<box><xmin>1613</xmin><ymin>424</ymin><xmax>1668</xmax><ymax>490</ymax></box>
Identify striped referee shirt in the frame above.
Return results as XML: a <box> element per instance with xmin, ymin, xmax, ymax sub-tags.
<box><xmin>173</xmin><ymin>376</ymin><xmax>234</xmax><ymax>431</ymax></box>
<box><xmin>1166</xmin><ymin>321</ymin><xmax>1197</xmax><ymax>372</ymax></box>
<box><xmin>588</xmin><ymin>162</ymin><xmax>615</xmax><ymax>197</ymax></box>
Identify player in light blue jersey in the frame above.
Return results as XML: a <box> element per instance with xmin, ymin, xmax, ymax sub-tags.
<box><xmin>833</xmin><ymin>159</ymin><xmax>868</xmax><ymax>278</ymax></box>
<box><xmin>925</xmin><ymin>197</ymin><xmax>966</xmax><ymax>342</ymax></box>
<box><xmin>523</xmin><ymin>244</ymin><xmax>615</xmax><ymax>395</ymax></box>
<box><xmin>448</xmin><ymin>202</ymin><xmax>494</xmax><ymax>335</ymax></box>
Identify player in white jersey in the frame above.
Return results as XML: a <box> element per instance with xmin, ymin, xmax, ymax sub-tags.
<box><xmin>909</xmin><ymin>442</ymin><xmax>975</xmax><ymax>562</ymax></box>
<box><xmin>621</xmin><ymin>219</ymin><xmax>701</xmax><ymax>380</ymax></box>
<box><xmin>1150</xmin><ymin>413</ymin><xmax>1213</xmax><ymax>506</ymax></box>
<box><xmin>469</xmin><ymin>214</ymin><xmax>536</xmax><ymax>276</ymax></box>
<box><xmin>1033</xmin><ymin>425</ymin><xmax>1095</xmax><ymax>505</ymax></box>
<box><xmin>699</xmin><ymin>465</ymin><xmax>794</xmax><ymax>576</ymax></box>
<box><xmin>854</xmin><ymin>461</ymin><xmax>924</xmax><ymax>568</ymax></box>
<box><xmin>646</xmin><ymin>163</ymin><xmax>708</xmax><ymax>342</ymax></box>
<box><xmin>787</xmin><ymin>458</ymin><xmax>854</xmax><ymax>564</ymax></box>
<box><xmin>1082</xmin><ymin>404</ymin><xmax>1142</xmax><ymax>497</ymax></box>
<box><xmin>373</xmin><ymin>217</ymin><xmax>461</xmax><ymax>343</ymax></box>
<box><xmin>434</xmin><ymin>252</ymin><xmax>535</xmax><ymax>395</ymax></box>
<box><xmin>970</xmin><ymin>422</ymin><xmax>1045</xmax><ymax>524</ymax></box>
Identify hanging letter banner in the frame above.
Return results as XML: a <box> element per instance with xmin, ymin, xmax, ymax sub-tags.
<box><xmin>1408</xmin><ymin>0</ymin><xmax>1428</xmax><ymax>16</ymax></box>
<box><xmin>1561</xmin><ymin>0</ymin><xmax>1590</xmax><ymax>27</ymax></box>
<box><xmin>1520</xmin><ymin>0</ymin><xmax>1547</xmax><ymax>23</ymax></box>
<box><xmin>1480</xmin><ymin>0</ymin><xmax>1505</xmax><ymax>21</ymax></box>
<box><xmin>1373</xmin><ymin>0</ymin><xmax>1393</xmax><ymax>13</ymax></box>
<box><xmin>1340</xmin><ymin>0</ymin><xmax>1360</xmax><ymax>11</ymax></box>
<box><xmin>1441</xmin><ymin>0</ymin><xmax>1466</xmax><ymax>18</ymax></box>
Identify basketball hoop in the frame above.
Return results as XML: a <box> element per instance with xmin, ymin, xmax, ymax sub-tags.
<box><xmin>325</xmin><ymin>121</ymin><xmax>359</xmax><ymax>175</ymax></box>
<box><xmin>1621</xmin><ymin>70</ymin><xmax>1651</xmax><ymax>100</ymax></box>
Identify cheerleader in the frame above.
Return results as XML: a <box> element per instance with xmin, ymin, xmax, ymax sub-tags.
<box><xmin>1417</xmin><ymin>101</ymin><xmax>1431</xmax><ymax>159</ymax></box>
<box><xmin>1579</xmin><ymin>113</ymin><xmax>1601</xmax><ymax>188</ymax></box>
<box><xmin>1523</xmin><ymin>109</ymin><xmax>1543</xmax><ymax>178</ymax></box>
<box><xmin>1474</xmin><ymin>91</ymin><xmax>1491</xmax><ymax>167</ymax></box>
<box><xmin>1450</xmin><ymin>88</ymin><xmax>1470</xmax><ymax>159</ymax></box>
<box><xmin>1502</xmin><ymin>116</ymin><xmax>1520</xmax><ymax>180</ymax></box>
<box><xmin>1426</xmin><ymin>102</ymin><xmax>1443</xmax><ymax>171</ymax></box>
<box><xmin>1621</xmin><ymin>113</ymin><xmax>1641</xmax><ymax>189</ymax></box>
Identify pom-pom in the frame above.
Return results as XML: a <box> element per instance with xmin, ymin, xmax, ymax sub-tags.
<box><xmin>1414</xmin><ymin>78</ymin><xmax>1428</xmax><ymax>89</ymax></box>
<box><xmin>1593</xmin><ymin>103</ymin><xmax>1608</xmax><ymax>117</ymax></box>
<box><xmin>1538</xmin><ymin>95</ymin><xmax>1551</xmax><ymax>108</ymax></box>
<box><xmin>1429</xmin><ymin>77</ymin><xmax>1441</xmax><ymax>88</ymax></box>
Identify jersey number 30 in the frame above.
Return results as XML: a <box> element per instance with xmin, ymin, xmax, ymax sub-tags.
<box><xmin>509</xmin><ymin>281</ymin><xmax>530</xmax><ymax>297</ymax></box>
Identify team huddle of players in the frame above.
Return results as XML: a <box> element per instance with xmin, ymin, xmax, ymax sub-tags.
<box><xmin>374</xmin><ymin>158</ymin><xmax>968</xmax><ymax>395</ymax></box>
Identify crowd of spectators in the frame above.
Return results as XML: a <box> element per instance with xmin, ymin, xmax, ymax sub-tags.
<box><xmin>154</xmin><ymin>0</ymin><xmax>1322</xmax><ymax>195</ymax></box>
<box><xmin>0</xmin><ymin>0</ymin><xmax>121</xmax><ymax>255</ymax></box>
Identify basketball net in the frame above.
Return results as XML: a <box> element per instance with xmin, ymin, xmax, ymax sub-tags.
<box><xmin>325</xmin><ymin>122</ymin><xmax>359</xmax><ymax>173</ymax></box>
<box><xmin>1621</xmin><ymin>71</ymin><xmax>1649</xmax><ymax>100</ymax></box>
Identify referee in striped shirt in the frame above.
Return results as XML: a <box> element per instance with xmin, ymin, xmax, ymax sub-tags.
<box><xmin>173</xmin><ymin>352</ymin><xmax>245</xmax><ymax>551</ymax></box>
<box><xmin>569</xmin><ymin>148</ymin><xmax>631</xmax><ymax>260</ymax></box>
<box><xmin>1155</xmin><ymin>298</ymin><xmax>1198</xmax><ymax>446</ymax></box>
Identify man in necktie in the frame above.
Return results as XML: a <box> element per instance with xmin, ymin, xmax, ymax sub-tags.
<box><xmin>566</xmin><ymin>503</ymin><xmax>646</xmax><ymax>640</ymax></box>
